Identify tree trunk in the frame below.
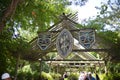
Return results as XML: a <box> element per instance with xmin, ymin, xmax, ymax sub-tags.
<box><xmin>14</xmin><ymin>54</ymin><xmax>20</xmax><ymax>80</ymax></box>
<box><xmin>0</xmin><ymin>0</ymin><xmax>20</xmax><ymax>31</ymax></box>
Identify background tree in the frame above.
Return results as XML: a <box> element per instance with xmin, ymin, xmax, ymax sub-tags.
<box><xmin>1</xmin><ymin>0</ymin><xmax>120</xmax><ymax>79</ymax></box>
<box><xmin>0</xmin><ymin>0</ymin><xmax>70</xmax><ymax>79</ymax></box>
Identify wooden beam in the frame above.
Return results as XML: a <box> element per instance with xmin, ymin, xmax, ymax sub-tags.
<box><xmin>49</xmin><ymin>29</ymin><xmax>80</xmax><ymax>33</ymax></box>
<box><xmin>47</xmin><ymin>28</ymin><xmax>94</xmax><ymax>33</ymax></box>
<box><xmin>41</xmin><ymin>59</ymin><xmax>104</xmax><ymax>61</ymax></box>
<box><xmin>72</xmin><ymin>49</ymin><xmax>109</xmax><ymax>52</ymax></box>
<box><xmin>50</xmin><ymin>49</ymin><xmax>109</xmax><ymax>52</ymax></box>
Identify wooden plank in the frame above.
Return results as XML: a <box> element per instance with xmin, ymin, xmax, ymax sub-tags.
<box><xmin>72</xmin><ymin>49</ymin><xmax>109</xmax><ymax>52</ymax></box>
<box><xmin>42</xmin><ymin>59</ymin><xmax>104</xmax><ymax>61</ymax></box>
<box><xmin>50</xmin><ymin>49</ymin><xmax>109</xmax><ymax>52</ymax></box>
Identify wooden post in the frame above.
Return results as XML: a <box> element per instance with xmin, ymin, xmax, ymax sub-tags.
<box><xmin>104</xmin><ymin>60</ymin><xmax>108</xmax><ymax>76</ymax></box>
<box><xmin>14</xmin><ymin>54</ymin><xmax>20</xmax><ymax>80</ymax></box>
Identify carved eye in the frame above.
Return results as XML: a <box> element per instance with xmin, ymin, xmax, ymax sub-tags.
<box><xmin>37</xmin><ymin>33</ymin><xmax>51</xmax><ymax>50</ymax></box>
<box><xmin>79</xmin><ymin>29</ymin><xmax>95</xmax><ymax>49</ymax></box>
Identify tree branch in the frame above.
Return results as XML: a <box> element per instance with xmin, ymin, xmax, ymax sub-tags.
<box><xmin>0</xmin><ymin>0</ymin><xmax>20</xmax><ymax>31</ymax></box>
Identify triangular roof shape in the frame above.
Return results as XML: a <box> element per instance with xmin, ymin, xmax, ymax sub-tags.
<box><xmin>28</xmin><ymin>13</ymin><xmax>107</xmax><ymax>64</ymax></box>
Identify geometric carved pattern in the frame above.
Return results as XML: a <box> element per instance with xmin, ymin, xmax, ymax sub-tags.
<box><xmin>37</xmin><ymin>32</ymin><xmax>51</xmax><ymax>50</ymax></box>
<box><xmin>56</xmin><ymin>29</ymin><xmax>74</xmax><ymax>58</ymax></box>
<box><xmin>79</xmin><ymin>28</ymin><xmax>95</xmax><ymax>49</ymax></box>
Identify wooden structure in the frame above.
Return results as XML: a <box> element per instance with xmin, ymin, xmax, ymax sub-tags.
<box><xmin>29</xmin><ymin>13</ymin><xmax>110</xmax><ymax>68</ymax></box>
<box><xmin>26</xmin><ymin>13</ymin><xmax>111</xmax><ymax>79</ymax></box>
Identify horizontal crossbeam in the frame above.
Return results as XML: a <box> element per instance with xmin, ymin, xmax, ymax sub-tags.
<box><xmin>48</xmin><ymin>28</ymin><xmax>95</xmax><ymax>33</ymax></box>
<box><xmin>50</xmin><ymin>49</ymin><xmax>109</xmax><ymax>52</ymax></box>
<box><xmin>40</xmin><ymin>59</ymin><xmax>104</xmax><ymax>61</ymax></box>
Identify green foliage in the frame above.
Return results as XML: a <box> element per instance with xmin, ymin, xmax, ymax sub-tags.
<box><xmin>75</xmin><ymin>24</ymin><xmax>85</xmax><ymax>28</ymax></box>
<box><xmin>5</xmin><ymin>0</ymin><xmax>70</xmax><ymax>42</ymax></box>
<box><xmin>0</xmin><ymin>0</ymin><xmax>70</xmax><ymax>78</ymax></box>
<box><xmin>50</xmin><ymin>72</ymin><xmax>61</xmax><ymax>80</ymax></box>
<box><xmin>103</xmin><ymin>73</ymin><xmax>120</xmax><ymax>80</ymax></box>
<box><xmin>84</xmin><ymin>1</ymin><xmax>120</xmax><ymax>61</ymax></box>
<box><xmin>68</xmin><ymin>73</ymin><xmax>79</xmax><ymax>80</ymax></box>
<box><xmin>1</xmin><ymin>1</ymin><xmax>120</xmax><ymax>80</ymax></box>
<box><xmin>98</xmin><ymin>31</ymin><xmax>118</xmax><ymax>44</ymax></box>
<box><xmin>17</xmin><ymin>63</ymin><xmax>40</xmax><ymax>80</ymax></box>
<box><xmin>14</xmin><ymin>0</ymin><xmax>67</xmax><ymax>31</ymax></box>
<box><xmin>41</xmin><ymin>71</ymin><xmax>53</xmax><ymax>80</ymax></box>
<box><xmin>0</xmin><ymin>0</ymin><xmax>12</xmax><ymax>20</ymax></box>
<box><xmin>100</xmin><ymin>4</ymin><xmax>108</xmax><ymax>14</ymax></box>
<box><xmin>86</xmin><ymin>20</ymin><xmax>105</xmax><ymax>31</ymax></box>
<box><xmin>0</xmin><ymin>27</ymin><xmax>31</xmax><ymax>77</ymax></box>
<box><xmin>94</xmin><ymin>0</ymin><xmax>120</xmax><ymax>31</ymax></box>
<box><xmin>0</xmin><ymin>28</ymin><xmax>16</xmax><ymax>75</ymax></box>
<box><xmin>41</xmin><ymin>61</ymin><xmax>49</xmax><ymax>73</ymax></box>
<box><xmin>30</xmin><ymin>62</ymin><xmax>40</xmax><ymax>71</ymax></box>
<box><xmin>107</xmin><ymin>37</ymin><xmax>120</xmax><ymax>61</ymax></box>
<box><xmin>17</xmin><ymin>69</ymin><xmax>41</xmax><ymax>80</ymax></box>
<box><xmin>107</xmin><ymin>62</ymin><xmax>120</xmax><ymax>73</ymax></box>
